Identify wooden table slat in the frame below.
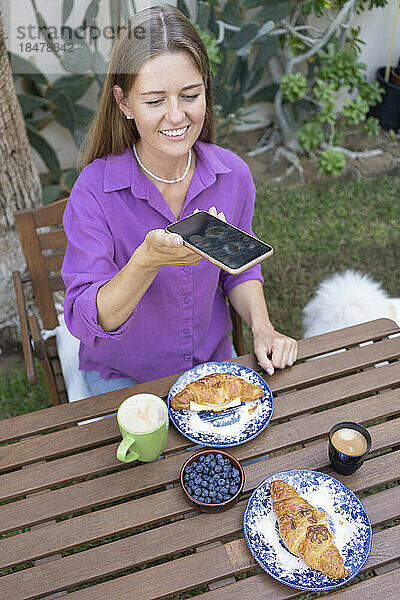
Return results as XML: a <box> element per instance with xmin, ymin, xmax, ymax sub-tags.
<box><xmin>2</xmin><ymin>381</ymin><xmax>399</xmax><ymax>501</ymax></box>
<box><xmin>1</xmin><ymin>319</ymin><xmax>399</xmax><ymax>600</ymax></box>
<box><xmin>295</xmin><ymin>318</ymin><xmax>399</xmax><ymax>360</ymax></box>
<box><xmin>189</xmin><ymin>553</ymin><xmax>400</xmax><ymax>600</ymax></box>
<box><xmin>315</xmin><ymin>569</ymin><xmax>399</xmax><ymax>600</ymax></box>
<box><xmin>36</xmin><ymin>524</ymin><xmax>400</xmax><ymax>600</ymax></box>
<box><xmin>0</xmin><ymin>456</ymin><xmax>399</xmax><ymax>573</ymax></box>
<box><xmin>0</xmin><ymin>408</ymin><xmax>399</xmax><ymax>544</ymax></box>
<box><xmin>2</xmin><ymin>382</ymin><xmax>400</xmax><ymax>503</ymax></box>
<box><xmin>2</xmin><ymin>412</ymin><xmax>399</xmax><ymax>536</ymax></box>
<box><xmin>1</xmin><ymin>342</ymin><xmax>399</xmax><ymax>473</ymax></box>
<box><xmin>264</xmin><ymin>335</ymin><xmax>400</xmax><ymax>394</ymax></box>
<box><xmin>0</xmin><ymin>318</ymin><xmax>397</xmax><ymax>444</ymax></box>
<box><xmin>0</xmin><ymin>403</ymin><xmax>399</xmax><ymax>535</ymax></box>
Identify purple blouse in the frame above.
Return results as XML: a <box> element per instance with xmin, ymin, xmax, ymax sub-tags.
<box><xmin>61</xmin><ymin>140</ymin><xmax>263</xmax><ymax>383</ymax></box>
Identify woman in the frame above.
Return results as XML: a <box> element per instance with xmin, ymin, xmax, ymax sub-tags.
<box><xmin>61</xmin><ymin>5</ymin><xmax>297</xmax><ymax>396</ymax></box>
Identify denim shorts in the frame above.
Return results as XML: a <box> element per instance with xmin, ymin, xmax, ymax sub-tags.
<box><xmin>83</xmin><ymin>369</ymin><xmax>137</xmax><ymax>397</ymax></box>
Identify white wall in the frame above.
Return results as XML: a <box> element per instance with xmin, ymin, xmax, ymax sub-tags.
<box><xmin>311</xmin><ymin>1</ymin><xmax>400</xmax><ymax>81</ymax></box>
<box><xmin>2</xmin><ymin>0</ymin><xmax>399</xmax><ymax>171</ymax></box>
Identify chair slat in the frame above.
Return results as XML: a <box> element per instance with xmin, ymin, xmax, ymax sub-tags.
<box><xmin>14</xmin><ymin>210</ymin><xmax>59</xmax><ymax>329</ymax></box>
<box><xmin>43</xmin><ymin>250</ymin><xmax>65</xmax><ymax>272</ymax></box>
<box><xmin>49</xmin><ymin>275</ymin><xmax>65</xmax><ymax>292</ymax></box>
<box><xmin>38</xmin><ymin>229</ymin><xmax>67</xmax><ymax>251</ymax></box>
<box><xmin>32</xmin><ymin>198</ymin><xmax>68</xmax><ymax>228</ymax></box>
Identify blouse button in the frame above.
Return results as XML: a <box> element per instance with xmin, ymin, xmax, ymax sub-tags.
<box><xmin>183</xmin><ymin>266</ymin><xmax>191</xmax><ymax>273</ymax></box>
<box><xmin>184</xmin><ymin>354</ymin><xmax>191</xmax><ymax>361</ymax></box>
<box><xmin>184</xmin><ymin>297</ymin><xmax>191</xmax><ymax>304</ymax></box>
<box><xmin>183</xmin><ymin>327</ymin><xmax>190</xmax><ymax>334</ymax></box>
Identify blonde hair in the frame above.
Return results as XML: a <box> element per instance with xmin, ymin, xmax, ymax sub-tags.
<box><xmin>81</xmin><ymin>5</ymin><xmax>216</xmax><ymax>168</ymax></box>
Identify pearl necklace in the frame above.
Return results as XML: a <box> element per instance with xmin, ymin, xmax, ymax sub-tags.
<box><xmin>133</xmin><ymin>142</ymin><xmax>192</xmax><ymax>184</ymax></box>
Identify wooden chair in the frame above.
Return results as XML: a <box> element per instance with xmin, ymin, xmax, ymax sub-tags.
<box><xmin>13</xmin><ymin>198</ymin><xmax>247</xmax><ymax>406</ymax></box>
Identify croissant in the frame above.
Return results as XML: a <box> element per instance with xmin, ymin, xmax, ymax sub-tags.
<box><xmin>270</xmin><ymin>480</ymin><xmax>349</xmax><ymax>579</ymax></box>
<box><xmin>170</xmin><ymin>373</ymin><xmax>264</xmax><ymax>410</ymax></box>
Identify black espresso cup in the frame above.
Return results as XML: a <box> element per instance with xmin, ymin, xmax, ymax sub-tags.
<box><xmin>328</xmin><ymin>421</ymin><xmax>371</xmax><ymax>476</ymax></box>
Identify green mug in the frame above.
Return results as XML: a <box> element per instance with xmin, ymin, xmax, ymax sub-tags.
<box><xmin>116</xmin><ymin>393</ymin><xmax>169</xmax><ymax>463</ymax></box>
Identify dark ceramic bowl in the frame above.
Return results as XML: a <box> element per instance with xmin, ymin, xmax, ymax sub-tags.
<box><xmin>180</xmin><ymin>449</ymin><xmax>245</xmax><ymax>513</ymax></box>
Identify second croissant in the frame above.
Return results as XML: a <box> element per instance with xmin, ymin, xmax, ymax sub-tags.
<box><xmin>270</xmin><ymin>479</ymin><xmax>349</xmax><ymax>579</ymax></box>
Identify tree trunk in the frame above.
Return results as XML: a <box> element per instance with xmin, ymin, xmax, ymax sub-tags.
<box><xmin>0</xmin><ymin>18</ymin><xmax>41</xmax><ymax>339</ymax></box>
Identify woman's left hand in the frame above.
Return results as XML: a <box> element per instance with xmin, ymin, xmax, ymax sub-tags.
<box><xmin>253</xmin><ymin>326</ymin><xmax>298</xmax><ymax>376</ymax></box>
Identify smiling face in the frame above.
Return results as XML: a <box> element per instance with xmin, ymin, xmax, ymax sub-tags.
<box><xmin>114</xmin><ymin>52</ymin><xmax>207</xmax><ymax>171</ymax></box>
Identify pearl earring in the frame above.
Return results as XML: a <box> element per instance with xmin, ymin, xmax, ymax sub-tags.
<box><xmin>126</xmin><ymin>114</ymin><xmax>134</xmax><ymax>120</ymax></box>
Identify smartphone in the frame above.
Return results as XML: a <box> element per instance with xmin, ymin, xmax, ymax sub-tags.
<box><xmin>165</xmin><ymin>211</ymin><xmax>273</xmax><ymax>274</ymax></box>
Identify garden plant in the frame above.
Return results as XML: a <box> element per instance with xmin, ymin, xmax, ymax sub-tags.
<box><xmin>10</xmin><ymin>0</ymin><xmax>393</xmax><ymax>200</ymax></box>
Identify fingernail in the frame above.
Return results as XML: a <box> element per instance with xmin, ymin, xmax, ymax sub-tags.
<box><xmin>267</xmin><ymin>367</ymin><xmax>274</xmax><ymax>376</ymax></box>
<box><xmin>173</xmin><ymin>236</ymin><xmax>181</xmax><ymax>246</ymax></box>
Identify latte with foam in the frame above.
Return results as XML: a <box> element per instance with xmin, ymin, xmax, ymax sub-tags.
<box><xmin>331</xmin><ymin>427</ymin><xmax>368</xmax><ymax>456</ymax></box>
<box><xmin>118</xmin><ymin>394</ymin><xmax>166</xmax><ymax>433</ymax></box>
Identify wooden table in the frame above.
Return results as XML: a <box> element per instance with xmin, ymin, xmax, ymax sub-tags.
<box><xmin>1</xmin><ymin>318</ymin><xmax>399</xmax><ymax>600</ymax></box>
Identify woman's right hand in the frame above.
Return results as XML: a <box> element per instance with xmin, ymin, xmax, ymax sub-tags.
<box><xmin>135</xmin><ymin>229</ymin><xmax>204</xmax><ymax>271</ymax></box>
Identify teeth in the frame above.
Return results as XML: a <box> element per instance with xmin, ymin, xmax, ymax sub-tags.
<box><xmin>161</xmin><ymin>125</ymin><xmax>189</xmax><ymax>137</ymax></box>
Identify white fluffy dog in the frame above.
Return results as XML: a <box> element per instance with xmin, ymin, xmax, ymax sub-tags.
<box><xmin>302</xmin><ymin>270</ymin><xmax>400</xmax><ymax>338</ymax></box>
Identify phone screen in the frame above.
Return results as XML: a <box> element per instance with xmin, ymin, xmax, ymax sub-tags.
<box><xmin>166</xmin><ymin>212</ymin><xmax>273</xmax><ymax>273</ymax></box>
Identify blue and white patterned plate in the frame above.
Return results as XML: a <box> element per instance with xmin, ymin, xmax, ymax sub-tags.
<box><xmin>243</xmin><ymin>469</ymin><xmax>372</xmax><ymax>591</ymax></box>
<box><xmin>167</xmin><ymin>361</ymin><xmax>273</xmax><ymax>447</ymax></box>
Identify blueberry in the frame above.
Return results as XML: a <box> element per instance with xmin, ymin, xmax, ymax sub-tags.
<box><xmin>223</xmin><ymin>465</ymin><xmax>231</xmax><ymax>474</ymax></box>
<box><xmin>214</xmin><ymin>465</ymin><xmax>222</xmax><ymax>473</ymax></box>
<box><xmin>186</xmin><ymin>486</ymin><xmax>193</xmax><ymax>495</ymax></box>
<box><xmin>202</xmin><ymin>488</ymin><xmax>209</xmax><ymax>497</ymax></box>
<box><xmin>192</xmin><ymin>494</ymin><xmax>198</xmax><ymax>500</ymax></box>
<box><xmin>194</xmin><ymin>487</ymin><xmax>202</xmax><ymax>495</ymax></box>
<box><xmin>194</xmin><ymin>476</ymin><xmax>202</xmax><ymax>485</ymax></box>
<box><xmin>223</xmin><ymin>494</ymin><xmax>231</xmax><ymax>501</ymax></box>
<box><xmin>229</xmin><ymin>485</ymin><xmax>238</xmax><ymax>495</ymax></box>
<box><xmin>216</xmin><ymin>453</ymin><xmax>224</xmax><ymax>461</ymax></box>
<box><xmin>198</xmin><ymin>455</ymin><xmax>205</xmax><ymax>463</ymax></box>
<box><xmin>196</xmin><ymin>464</ymin><xmax>204</xmax><ymax>473</ymax></box>
<box><xmin>209</xmin><ymin>489</ymin><xmax>217</xmax><ymax>498</ymax></box>
<box><xmin>208</xmin><ymin>482</ymin><xmax>215</xmax><ymax>491</ymax></box>
<box><xmin>205</xmin><ymin>497</ymin><xmax>212</xmax><ymax>503</ymax></box>
<box><xmin>216</xmin><ymin>493</ymin><xmax>223</xmax><ymax>502</ymax></box>
<box><xmin>232</xmin><ymin>467</ymin><xmax>240</xmax><ymax>478</ymax></box>
<box><xmin>223</xmin><ymin>457</ymin><xmax>231</xmax><ymax>465</ymax></box>
<box><xmin>198</xmin><ymin>496</ymin><xmax>204</xmax><ymax>502</ymax></box>
<box><xmin>217</xmin><ymin>478</ymin><xmax>226</xmax><ymax>486</ymax></box>
<box><xmin>191</xmin><ymin>461</ymin><xmax>198</xmax><ymax>469</ymax></box>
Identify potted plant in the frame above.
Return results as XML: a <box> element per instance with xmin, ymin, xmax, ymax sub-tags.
<box><xmin>369</xmin><ymin>0</ymin><xmax>400</xmax><ymax>130</ymax></box>
<box><xmin>391</xmin><ymin>56</ymin><xmax>400</xmax><ymax>87</ymax></box>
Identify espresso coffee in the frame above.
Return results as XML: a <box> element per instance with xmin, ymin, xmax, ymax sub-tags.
<box><xmin>331</xmin><ymin>427</ymin><xmax>368</xmax><ymax>456</ymax></box>
<box><xmin>119</xmin><ymin>395</ymin><xmax>166</xmax><ymax>433</ymax></box>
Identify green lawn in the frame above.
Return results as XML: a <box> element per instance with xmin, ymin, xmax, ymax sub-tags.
<box><xmin>252</xmin><ymin>171</ymin><xmax>400</xmax><ymax>342</ymax></box>
<box><xmin>1</xmin><ymin>171</ymin><xmax>399</xmax><ymax>419</ymax></box>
